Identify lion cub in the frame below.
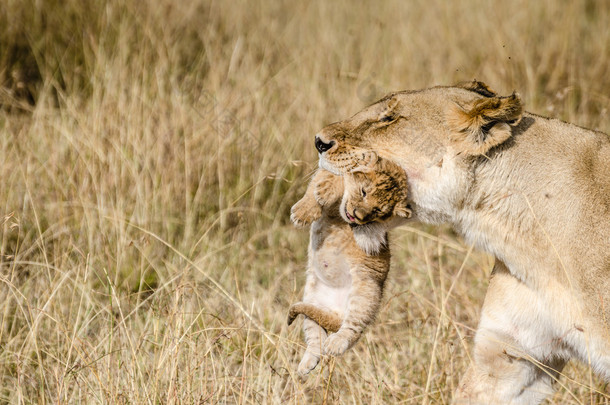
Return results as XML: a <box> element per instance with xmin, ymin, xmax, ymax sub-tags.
<box><xmin>289</xmin><ymin>158</ymin><xmax>410</xmax><ymax>375</ymax></box>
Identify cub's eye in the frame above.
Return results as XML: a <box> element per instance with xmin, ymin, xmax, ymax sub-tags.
<box><xmin>380</xmin><ymin>113</ymin><xmax>395</xmax><ymax>123</ymax></box>
<box><xmin>361</xmin><ymin>188</ymin><xmax>367</xmax><ymax>198</ymax></box>
<box><xmin>372</xmin><ymin>208</ymin><xmax>380</xmax><ymax>214</ymax></box>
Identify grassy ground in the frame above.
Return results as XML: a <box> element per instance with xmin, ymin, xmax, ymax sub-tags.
<box><xmin>1</xmin><ymin>0</ymin><xmax>609</xmax><ymax>403</ymax></box>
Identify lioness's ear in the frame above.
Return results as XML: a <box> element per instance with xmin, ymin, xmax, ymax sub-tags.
<box><xmin>457</xmin><ymin>80</ymin><xmax>497</xmax><ymax>97</ymax></box>
<box><xmin>448</xmin><ymin>92</ymin><xmax>523</xmax><ymax>155</ymax></box>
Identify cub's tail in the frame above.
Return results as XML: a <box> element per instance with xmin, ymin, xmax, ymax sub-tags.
<box><xmin>287</xmin><ymin>302</ymin><xmax>342</xmax><ymax>333</ymax></box>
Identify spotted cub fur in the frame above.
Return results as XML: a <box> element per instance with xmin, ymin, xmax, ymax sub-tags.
<box><xmin>288</xmin><ymin>158</ymin><xmax>410</xmax><ymax>375</ymax></box>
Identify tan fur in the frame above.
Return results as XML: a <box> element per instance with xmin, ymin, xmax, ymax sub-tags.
<box><xmin>287</xmin><ymin>302</ymin><xmax>342</xmax><ymax>333</ymax></box>
<box><xmin>289</xmin><ymin>160</ymin><xmax>409</xmax><ymax>376</ymax></box>
<box><xmin>341</xmin><ymin>158</ymin><xmax>411</xmax><ymax>225</ymax></box>
<box><xmin>448</xmin><ymin>93</ymin><xmax>523</xmax><ymax>155</ymax></box>
<box><xmin>456</xmin><ymin>79</ymin><xmax>498</xmax><ymax>97</ymax></box>
<box><xmin>314</xmin><ymin>81</ymin><xmax>610</xmax><ymax>403</ymax></box>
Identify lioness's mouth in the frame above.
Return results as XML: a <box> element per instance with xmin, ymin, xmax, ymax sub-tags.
<box><xmin>318</xmin><ymin>157</ymin><xmax>345</xmax><ymax>175</ymax></box>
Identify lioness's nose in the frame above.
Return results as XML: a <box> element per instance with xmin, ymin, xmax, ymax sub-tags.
<box><xmin>315</xmin><ymin>136</ymin><xmax>335</xmax><ymax>153</ymax></box>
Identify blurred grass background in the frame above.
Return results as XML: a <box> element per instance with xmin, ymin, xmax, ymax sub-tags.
<box><xmin>0</xmin><ymin>0</ymin><xmax>609</xmax><ymax>403</ymax></box>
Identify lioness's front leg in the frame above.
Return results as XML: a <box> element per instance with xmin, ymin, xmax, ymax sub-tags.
<box><xmin>454</xmin><ymin>261</ymin><xmax>566</xmax><ymax>405</ymax></box>
<box><xmin>323</xmin><ymin>262</ymin><xmax>387</xmax><ymax>356</ymax></box>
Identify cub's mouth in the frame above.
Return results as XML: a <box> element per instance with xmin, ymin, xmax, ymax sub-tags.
<box><xmin>344</xmin><ymin>208</ymin><xmax>356</xmax><ymax>223</ymax></box>
<box><xmin>344</xmin><ymin>207</ymin><xmax>371</xmax><ymax>226</ymax></box>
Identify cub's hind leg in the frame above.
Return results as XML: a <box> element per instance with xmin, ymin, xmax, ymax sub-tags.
<box><xmin>323</xmin><ymin>261</ymin><xmax>389</xmax><ymax>356</ymax></box>
<box><xmin>292</xmin><ymin>263</ymin><xmax>343</xmax><ymax>375</ymax></box>
<box><xmin>298</xmin><ymin>318</ymin><xmax>328</xmax><ymax>376</ymax></box>
<box><xmin>288</xmin><ymin>302</ymin><xmax>342</xmax><ymax>333</ymax></box>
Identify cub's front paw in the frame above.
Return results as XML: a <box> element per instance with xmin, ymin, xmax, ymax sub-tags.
<box><xmin>323</xmin><ymin>333</ymin><xmax>351</xmax><ymax>357</ymax></box>
<box><xmin>314</xmin><ymin>178</ymin><xmax>341</xmax><ymax>206</ymax></box>
<box><xmin>290</xmin><ymin>199</ymin><xmax>321</xmax><ymax>227</ymax></box>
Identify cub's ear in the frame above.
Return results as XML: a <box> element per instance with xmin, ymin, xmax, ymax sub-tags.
<box><xmin>351</xmin><ymin>150</ymin><xmax>378</xmax><ymax>173</ymax></box>
<box><xmin>361</xmin><ymin>150</ymin><xmax>378</xmax><ymax>167</ymax></box>
<box><xmin>448</xmin><ymin>92</ymin><xmax>523</xmax><ymax>155</ymax></box>
<box><xmin>456</xmin><ymin>80</ymin><xmax>497</xmax><ymax>97</ymax></box>
<box><xmin>346</xmin><ymin>169</ymin><xmax>369</xmax><ymax>189</ymax></box>
<box><xmin>393</xmin><ymin>201</ymin><xmax>412</xmax><ymax>218</ymax></box>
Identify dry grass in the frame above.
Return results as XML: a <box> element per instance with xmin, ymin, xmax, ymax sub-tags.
<box><xmin>0</xmin><ymin>0</ymin><xmax>609</xmax><ymax>403</ymax></box>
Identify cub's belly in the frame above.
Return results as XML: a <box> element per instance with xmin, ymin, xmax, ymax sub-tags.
<box><xmin>306</xmin><ymin>279</ymin><xmax>351</xmax><ymax>316</ymax></box>
<box><xmin>307</xmin><ymin>222</ymin><xmax>355</xmax><ymax>314</ymax></box>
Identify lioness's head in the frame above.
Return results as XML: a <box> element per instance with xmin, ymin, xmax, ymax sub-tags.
<box><xmin>340</xmin><ymin>157</ymin><xmax>411</xmax><ymax>225</ymax></box>
<box><xmin>315</xmin><ymin>80</ymin><xmax>523</xmax><ymax>220</ymax></box>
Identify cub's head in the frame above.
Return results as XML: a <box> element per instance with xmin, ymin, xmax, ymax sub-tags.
<box><xmin>340</xmin><ymin>157</ymin><xmax>411</xmax><ymax>225</ymax></box>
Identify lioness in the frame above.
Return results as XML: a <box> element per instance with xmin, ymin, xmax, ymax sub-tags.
<box><xmin>289</xmin><ymin>158</ymin><xmax>410</xmax><ymax>375</ymax></box>
<box><xmin>313</xmin><ymin>80</ymin><xmax>610</xmax><ymax>404</ymax></box>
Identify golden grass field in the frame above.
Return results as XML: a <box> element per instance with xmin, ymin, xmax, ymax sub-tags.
<box><xmin>1</xmin><ymin>0</ymin><xmax>609</xmax><ymax>403</ymax></box>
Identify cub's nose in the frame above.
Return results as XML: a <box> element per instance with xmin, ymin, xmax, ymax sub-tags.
<box><xmin>315</xmin><ymin>136</ymin><xmax>335</xmax><ymax>153</ymax></box>
<box><xmin>354</xmin><ymin>209</ymin><xmax>366</xmax><ymax>222</ymax></box>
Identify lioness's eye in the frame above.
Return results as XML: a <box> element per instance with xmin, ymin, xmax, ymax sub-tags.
<box><xmin>361</xmin><ymin>188</ymin><xmax>367</xmax><ymax>197</ymax></box>
<box><xmin>380</xmin><ymin>114</ymin><xmax>395</xmax><ymax>123</ymax></box>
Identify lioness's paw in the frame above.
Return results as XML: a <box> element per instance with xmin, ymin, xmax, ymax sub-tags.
<box><xmin>290</xmin><ymin>199</ymin><xmax>321</xmax><ymax>227</ymax></box>
<box><xmin>297</xmin><ymin>352</ymin><xmax>320</xmax><ymax>376</ymax></box>
<box><xmin>323</xmin><ymin>333</ymin><xmax>351</xmax><ymax>356</ymax></box>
